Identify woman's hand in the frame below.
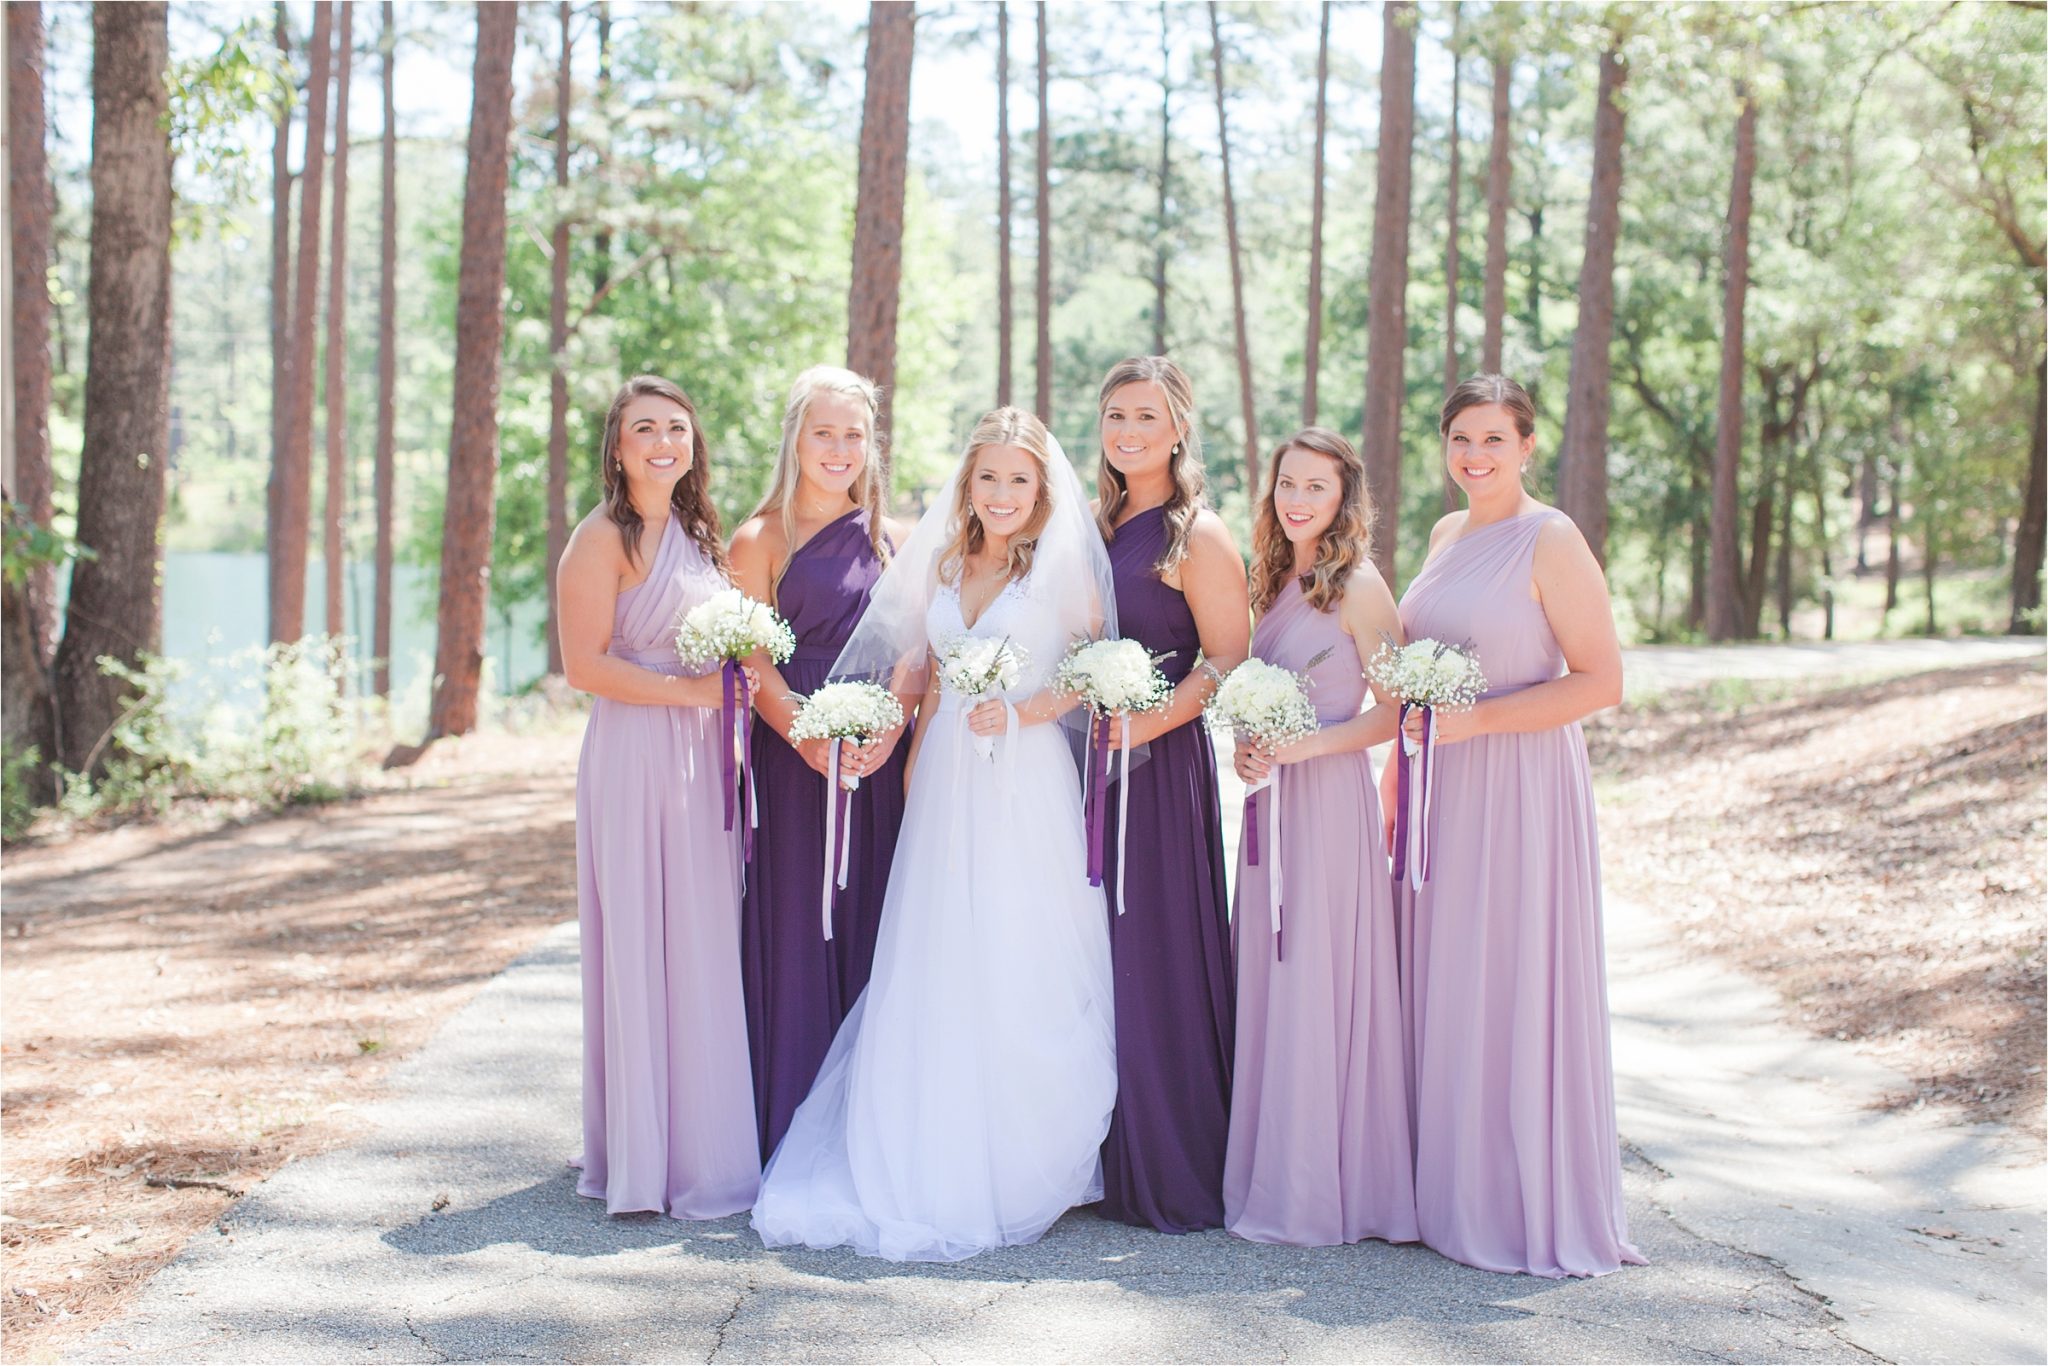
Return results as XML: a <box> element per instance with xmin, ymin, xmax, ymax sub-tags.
<box><xmin>679</xmin><ymin>664</ymin><xmax>760</xmax><ymax>710</ymax></box>
<box><xmin>1234</xmin><ymin>737</ymin><xmax>1273</xmax><ymax>786</ymax></box>
<box><xmin>1401</xmin><ymin>700</ymin><xmax>1487</xmax><ymax>748</ymax></box>
<box><xmin>966</xmin><ymin>698</ymin><xmax>1014</xmax><ymax>737</ymax></box>
<box><xmin>1105</xmin><ymin>709</ymin><xmax>1174</xmax><ymax>750</ymax></box>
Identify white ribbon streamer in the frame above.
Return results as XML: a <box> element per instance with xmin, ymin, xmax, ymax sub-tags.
<box><xmin>821</xmin><ymin>738</ymin><xmax>842</xmax><ymax>941</ymax></box>
<box><xmin>1115</xmin><ymin>712</ymin><xmax>1132</xmax><ymax>916</ymax></box>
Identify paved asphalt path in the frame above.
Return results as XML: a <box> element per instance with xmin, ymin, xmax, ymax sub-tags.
<box><xmin>74</xmin><ymin>638</ymin><xmax>2045</xmax><ymax>1363</ymax></box>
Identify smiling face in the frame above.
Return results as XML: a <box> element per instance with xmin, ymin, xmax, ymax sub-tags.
<box><xmin>794</xmin><ymin>390</ymin><xmax>871</xmax><ymax>503</ymax></box>
<box><xmin>1099</xmin><ymin>379</ymin><xmax>1180</xmax><ymax>485</ymax></box>
<box><xmin>1271</xmin><ymin>446</ymin><xmax>1344</xmax><ymax>549</ymax></box>
<box><xmin>615</xmin><ymin>393</ymin><xmax>693</xmax><ymax>492</ymax></box>
<box><xmin>968</xmin><ymin>443</ymin><xmax>1046</xmax><ymax>547</ymax></box>
<box><xmin>1443</xmin><ymin>401</ymin><xmax>1535</xmax><ymax>502</ymax></box>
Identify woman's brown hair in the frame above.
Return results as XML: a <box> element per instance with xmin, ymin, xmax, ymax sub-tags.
<box><xmin>1438</xmin><ymin>372</ymin><xmax>1537</xmax><ymax>439</ymax></box>
<box><xmin>1093</xmin><ymin>356</ymin><xmax>1206</xmax><ymax>574</ymax></box>
<box><xmin>1248</xmin><ymin>426</ymin><xmax>1374</xmax><ymax>615</ymax></box>
<box><xmin>599</xmin><ymin>374</ymin><xmax>728</xmax><ymax>575</ymax></box>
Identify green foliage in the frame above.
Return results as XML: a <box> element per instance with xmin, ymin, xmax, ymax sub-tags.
<box><xmin>2</xmin><ymin>498</ymin><xmax>94</xmax><ymax>585</ymax></box>
<box><xmin>2</xmin><ymin>745</ymin><xmax>42</xmax><ymax>842</ymax></box>
<box><xmin>53</xmin><ymin>638</ymin><xmax>367</xmax><ymax>822</ymax></box>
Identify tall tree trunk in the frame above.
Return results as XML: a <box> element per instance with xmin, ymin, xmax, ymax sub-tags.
<box><xmin>1884</xmin><ymin>456</ymin><xmax>1902</xmax><ymax>612</ymax></box>
<box><xmin>323</xmin><ymin>1</ymin><xmax>352</xmax><ymax>648</ymax></box>
<box><xmin>372</xmin><ymin>0</ymin><xmax>396</xmax><ymax>696</ymax></box>
<box><xmin>1523</xmin><ymin>202</ymin><xmax>1543</xmax><ymax>355</ymax></box>
<box><xmin>546</xmin><ymin>0</ymin><xmax>572</xmax><ymax>677</ymax></box>
<box><xmin>1440</xmin><ymin>4</ymin><xmax>1462</xmax><ymax>511</ymax></box>
<box><xmin>1808</xmin><ymin>439</ymin><xmax>1835</xmax><ymax>640</ymax></box>
<box><xmin>1742</xmin><ymin>364</ymin><xmax>1783</xmax><ymax>637</ymax></box>
<box><xmin>53</xmin><ymin>1</ymin><xmax>173</xmax><ymax>776</ymax></box>
<box><xmin>1363</xmin><ymin>0</ymin><xmax>1417</xmax><ymax>580</ymax></box>
<box><xmin>846</xmin><ymin>1</ymin><xmax>915</xmax><ymax>439</ymax></box>
<box><xmin>1481</xmin><ymin>47</ymin><xmax>1510</xmax><ymax>373</ymax></box>
<box><xmin>1687</xmin><ymin>461</ymin><xmax>1707</xmax><ymax>630</ymax></box>
<box><xmin>1705</xmin><ymin>85</ymin><xmax>1756</xmax><ymax>642</ymax></box>
<box><xmin>996</xmin><ymin>1</ymin><xmax>1011</xmax><ymax>406</ymax></box>
<box><xmin>591</xmin><ymin>2</ymin><xmax>611</xmax><ymax>298</ymax></box>
<box><xmin>1855</xmin><ymin>450</ymin><xmax>1877</xmax><ymax>571</ymax></box>
<box><xmin>1033</xmin><ymin>0</ymin><xmax>1051</xmax><ymax>421</ymax></box>
<box><xmin>1303</xmin><ymin>0</ymin><xmax>1330</xmax><ymax>424</ymax></box>
<box><xmin>269</xmin><ymin>4</ymin><xmax>293</xmax><ymax>611</ymax></box>
<box><xmin>273</xmin><ymin>0</ymin><xmax>332</xmax><ymax>644</ymax></box>
<box><xmin>1152</xmin><ymin>0</ymin><xmax>1171</xmax><ymax>357</ymax></box>
<box><xmin>1921</xmin><ymin>503</ymin><xmax>1939</xmax><ymax>635</ymax></box>
<box><xmin>2011</xmin><ymin>356</ymin><xmax>2046</xmax><ymax>631</ymax></box>
<box><xmin>1555</xmin><ymin>44</ymin><xmax>1626</xmax><ymax>564</ymax></box>
<box><xmin>9</xmin><ymin>1</ymin><xmax>54</xmax><ymax>665</ymax></box>
<box><xmin>1208</xmin><ymin>1</ymin><xmax>1258</xmax><ymax>497</ymax></box>
<box><xmin>1774</xmin><ymin>458</ymin><xmax>1794</xmax><ymax>636</ymax></box>
<box><xmin>422</xmin><ymin>2</ymin><xmax>518</xmax><ymax>742</ymax></box>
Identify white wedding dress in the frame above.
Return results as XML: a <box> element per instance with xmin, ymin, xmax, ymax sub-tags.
<box><xmin>750</xmin><ymin>572</ymin><xmax>1117</xmax><ymax>1262</ymax></box>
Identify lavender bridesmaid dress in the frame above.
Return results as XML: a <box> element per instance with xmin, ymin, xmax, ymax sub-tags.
<box><xmin>1098</xmin><ymin>506</ymin><xmax>1234</xmax><ymax>1232</ymax></box>
<box><xmin>742</xmin><ymin>509</ymin><xmax>906</xmax><ymax>1161</ymax></box>
<box><xmin>1398</xmin><ymin>508</ymin><xmax>1644</xmax><ymax>1277</ymax></box>
<box><xmin>1221</xmin><ymin>579</ymin><xmax>1418</xmax><ymax>1247</ymax></box>
<box><xmin>573</xmin><ymin>518</ymin><xmax>760</xmax><ymax>1218</ymax></box>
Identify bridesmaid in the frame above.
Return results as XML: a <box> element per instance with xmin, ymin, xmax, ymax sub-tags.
<box><xmin>1223</xmin><ymin>427</ymin><xmax>1417</xmax><ymax>1248</ymax></box>
<box><xmin>1393</xmin><ymin>373</ymin><xmax>1643</xmax><ymax>1277</ymax></box>
<box><xmin>729</xmin><ymin>366</ymin><xmax>912</xmax><ymax>1163</ymax></box>
<box><xmin>1092</xmin><ymin>357</ymin><xmax>1248</xmax><ymax>1233</ymax></box>
<box><xmin>557</xmin><ymin>374</ymin><xmax>760</xmax><ymax>1218</ymax></box>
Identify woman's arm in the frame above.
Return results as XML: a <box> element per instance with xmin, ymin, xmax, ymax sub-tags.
<box><xmin>558</xmin><ymin>515</ymin><xmax>729</xmax><ymax>708</ymax></box>
<box><xmin>1410</xmin><ymin>515</ymin><xmax>1622</xmax><ymax>745</ymax></box>
<box><xmin>1114</xmin><ymin>510</ymin><xmax>1251</xmax><ymax>749</ymax></box>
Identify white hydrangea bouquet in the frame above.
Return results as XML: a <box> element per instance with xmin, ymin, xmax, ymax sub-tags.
<box><xmin>789</xmin><ymin>680</ymin><xmax>904</xmax><ymax>942</ymax></box>
<box><xmin>1365</xmin><ymin>635</ymin><xmax>1487</xmax><ymax>756</ymax></box>
<box><xmin>1366</xmin><ymin>634</ymin><xmax>1485</xmax><ymax>890</ymax></box>
<box><xmin>673</xmin><ymin>588</ymin><xmax>795</xmax><ymax>843</ymax></box>
<box><xmin>1054</xmin><ymin>638</ymin><xmax>1175</xmax><ymax>916</ymax></box>
<box><xmin>673</xmin><ymin>588</ymin><xmax>796</xmax><ymax>669</ymax></box>
<box><xmin>1205</xmin><ymin>655</ymin><xmax>1324</xmax><ymax>758</ymax></box>
<box><xmin>937</xmin><ymin>634</ymin><xmax>1028</xmax><ymax>761</ymax></box>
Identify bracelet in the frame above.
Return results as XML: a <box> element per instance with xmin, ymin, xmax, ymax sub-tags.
<box><xmin>1196</xmin><ymin>659</ymin><xmax>1227</xmax><ymax>690</ymax></box>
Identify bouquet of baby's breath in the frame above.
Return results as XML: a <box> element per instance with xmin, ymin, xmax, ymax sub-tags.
<box><xmin>937</xmin><ymin>635</ymin><xmax>1027</xmax><ymax>761</ymax></box>
<box><xmin>1366</xmin><ymin>635</ymin><xmax>1486</xmax><ymax>755</ymax></box>
<box><xmin>1052</xmin><ymin>638</ymin><xmax>1175</xmax><ymax>715</ymax></box>
<box><xmin>673</xmin><ymin>588</ymin><xmax>796</xmax><ymax>667</ymax></box>
<box><xmin>1205</xmin><ymin>655</ymin><xmax>1324</xmax><ymax>754</ymax></box>
<box><xmin>788</xmin><ymin>681</ymin><xmax>904</xmax><ymax>746</ymax></box>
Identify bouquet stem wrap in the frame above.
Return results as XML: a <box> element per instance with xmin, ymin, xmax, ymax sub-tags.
<box><xmin>720</xmin><ymin>660</ymin><xmax>758</xmax><ymax>860</ymax></box>
<box><xmin>1244</xmin><ymin>771</ymin><xmax>1284</xmax><ymax>960</ymax></box>
<box><xmin>1392</xmin><ymin>701</ymin><xmax>1438</xmax><ymax>890</ymax></box>
<box><xmin>1080</xmin><ymin>712</ymin><xmax>1134</xmax><ymax>915</ymax></box>
<box><xmin>819</xmin><ymin>739</ymin><xmax>856</xmax><ymax>941</ymax></box>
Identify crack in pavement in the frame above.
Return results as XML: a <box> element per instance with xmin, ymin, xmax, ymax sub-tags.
<box><xmin>403</xmin><ymin>1312</ymin><xmax>454</xmax><ymax>1364</ymax></box>
<box><xmin>704</xmin><ymin>1274</ymin><xmax>757</xmax><ymax>1364</ymax></box>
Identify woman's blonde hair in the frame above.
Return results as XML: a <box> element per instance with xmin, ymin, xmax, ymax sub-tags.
<box><xmin>748</xmin><ymin>365</ymin><xmax>890</xmax><ymax>578</ymax></box>
<box><xmin>1248</xmin><ymin>426</ymin><xmax>1375</xmax><ymax>615</ymax></box>
<box><xmin>937</xmin><ymin>407</ymin><xmax>1057</xmax><ymax>587</ymax></box>
<box><xmin>1093</xmin><ymin>356</ymin><xmax>1206</xmax><ymax>574</ymax></box>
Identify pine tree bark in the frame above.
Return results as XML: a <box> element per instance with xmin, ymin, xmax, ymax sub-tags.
<box><xmin>1152</xmin><ymin>0</ymin><xmax>1171</xmax><ymax>358</ymax></box>
<box><xmin>1363</xmin><ymin>0</ymin><xmax>1417</xmax><ymax>579</ymax></box>
<box><xmin>847</xmin><ymin>1</ymin><xmax>916</xmax><ymax>439</ymax></box>
<box><xmin>1555</xmin><ymin>44</ymin><xmax>1625</xmax><ymax>564</ymax></box>
<box><xmin>546</xmin><ymin>0</ymin><xmax>573</xmax><ymax>676</ymax></box>
<box><xmin>273</xmin><ymin>0</ymin><xmax>332</xmax><ymax>644</ymax></box>
<box><xmin>372</xmin><ymin>0</ymin><xmax>396</xmax><ymax>696</ymax></box>
<box><xmin>1440</xmin><ymin>5</ymin><xmax>1463</xmax><ymax>511</ymax></box>
<box><xmin>53</xmin><ymin>1</ymin><xmax>173</xmax><ymax>776</ymax></box>
<box><xmin>1706</xmin><ymin>86</ymin><xmax>1756</xmax><ymax>642</ymax></box>
<box><xmin>423</xmin><ymin>2</ymin><xmax>518</xmax><ymax>742</ymax></box>
<box><xmin>2011</xmin><ymin>357</ymin><xmax>2046</xmax><ymax>631</ymax></box>
<box><xmin>323</xmin><ymin>1</ymin><xmax>352</xmax><ymax>645</ymax></box>
<box><xmin>1481</xmin><ymin>48</ymin><xmax>1510</xmax><ymax>374</ymax></box>
<box><xmin>269</xmin><ymin>3</ymin><xmax>293</xmax><ymax>598</ymax></box>
<box><xmin>1033</xmin><ymin>0</ymin><xmax>1051</xmax><ymax>422</ymax></box>
<box><xmin>9</xmin><ymin>1</ymin><xmax>55</xmax><ymax>666</ymax></box>
<box><xmin>1303</xmin><ymin>0</ymin><xmax>1330</xmax><ymax>424</ymax></box>
<box><xmin>1208</xmin><ymin>2</ymin><xmax>1258</xmax><ymax>497</ymax></box>
<box><xmin>996</xmin><ymin>1</ymin><xmax>1012</xmax><ymax>407</ymax></box>
<box><xmin>591</xmin><ymin>2</ymin><xmax>612</xmax><ymax>298</ymax></box>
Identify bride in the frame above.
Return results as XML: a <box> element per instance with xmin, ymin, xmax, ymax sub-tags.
<box><xmin>751</xmin><ymin>406</ymin><xmax>1118</xmax><ymax>1262</ymax></box>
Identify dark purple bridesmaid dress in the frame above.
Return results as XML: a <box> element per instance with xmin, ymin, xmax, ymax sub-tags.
<box><xmin>741</xmin><ymin>509</ymin><xmax>906</xmax><ymax>1163</ymax></box>
<box><xmin>1097</xmin><ymin>505</ymin><xmax>1236</xmax><ymax>1232</ymax></box>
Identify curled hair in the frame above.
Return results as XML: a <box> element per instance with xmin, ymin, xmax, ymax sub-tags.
<box><xmin>1248</xmin><ymin>426</ymin><xmax>1374</xmax><ymax>616</ymax></box>
<box><xmin>599</xmin><ymin>375</ymin><xmax>728</xmax><ymax>575</ymax></box>
<box><xmin>938</xmin><ymin>407</ymin><xmax>1057</xmax><ymax>587</ymax></box>
<box><xmin>749</xmin><ymin>365</ymin><xmax>891</xmax><ymax>578</ymax></box>
<box><xmin>1439</xmin><ymin>372</ymin><xmax>1537</xmax><ymax>439</ymax></box>
<box><xmin>1093</xmin><ymin>356</ymin><xmax>1207</xmax><ymax>574</ymax></box>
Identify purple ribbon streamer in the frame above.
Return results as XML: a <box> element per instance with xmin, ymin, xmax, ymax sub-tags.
<box><xmin>1392</xmin><ymin>702</ymin><xmax>1435</xmax><ymax>888</ymax></box>
<box><xmin>1084</xmin><ymin>712</ymin><xmax>1111</xmax><ymax>887</ymax></box>
<box><xmin>720</xmin><ymin>659</ymin><xmax>756</xmax><ymax>864</ymax></box>
<box><xmin>720</xmin><ymin>660</ymin><xmax>738</xmax><ymax>834</ymax></box>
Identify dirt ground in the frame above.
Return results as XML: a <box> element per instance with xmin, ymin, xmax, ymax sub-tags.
<box><xmin>1</xmin><ymin>660</ymin><xmax>2041</xmax><ymax>1358</ymax></box>
<box><xmin>0</xmin><ymin>728</ymin><xmax>585</xmax><ymax>1360</ymax></box>
<box><xmin>1586</xmin><ymin>657</ymin><xmax>2047</xmax><ymax>1144</ymax></box>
